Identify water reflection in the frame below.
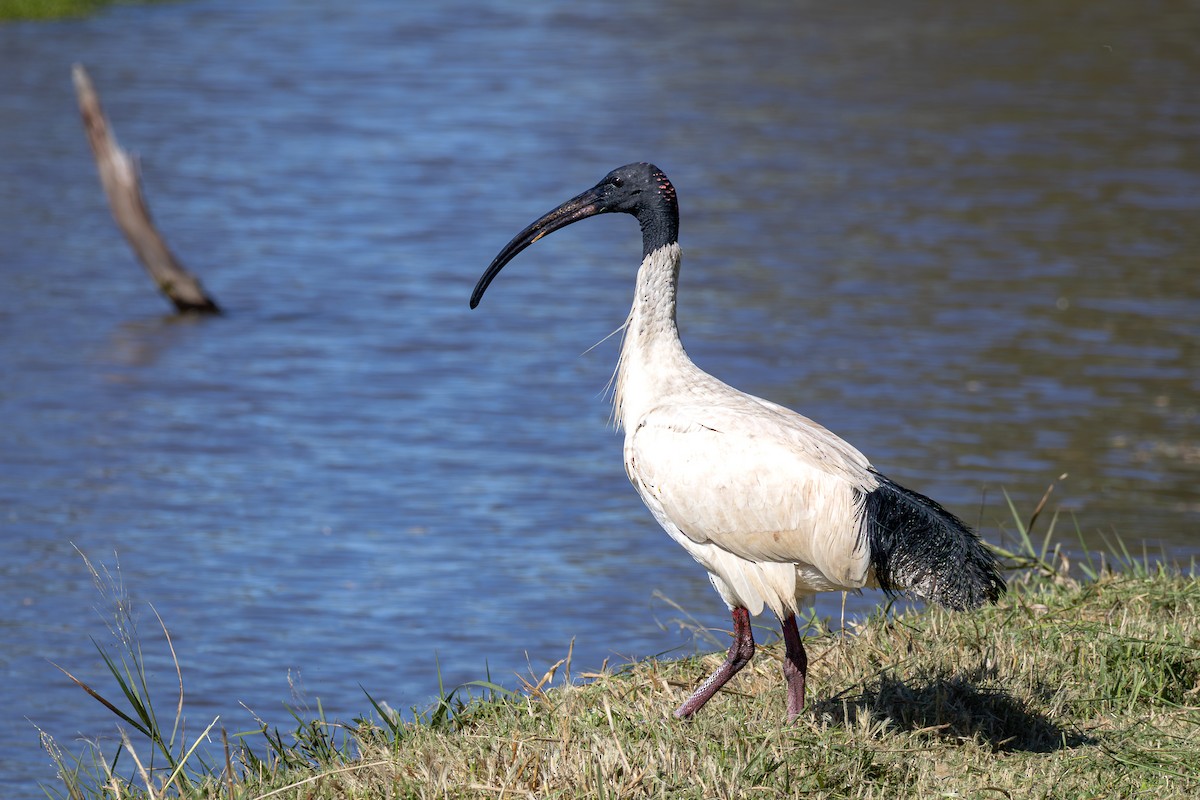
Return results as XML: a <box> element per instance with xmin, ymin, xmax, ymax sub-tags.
<box><xmin>102</xmin><ymin>314</ymin><xmax>215</xmax><ymax>370</ymax></box>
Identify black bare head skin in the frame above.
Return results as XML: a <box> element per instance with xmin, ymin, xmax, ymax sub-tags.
<box><xmin>470</xmin><ymin>162</ymin><xmax>679</xmax><ymax>308</ymax></box>
<box><xmin>589</xmin><ymin>162</ymin><xmax>679</xmax><ymax>255</ymax></box>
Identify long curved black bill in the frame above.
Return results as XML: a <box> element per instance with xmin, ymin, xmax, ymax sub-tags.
<box><xmin>470</xmin><ymin>186</ymin><xmax>606</xmax><ymax>309</ymax></box>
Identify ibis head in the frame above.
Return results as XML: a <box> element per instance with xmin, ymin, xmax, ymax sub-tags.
<box><xmin>469</xmin><ymin>162</ymin><xmax>679</xmax><ymax>308</ymax></box>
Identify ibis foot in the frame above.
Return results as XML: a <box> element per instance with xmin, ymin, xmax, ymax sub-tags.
<box><xmin>674</xmin><ymin>606</ymin><xmax>754</xmax><ymax>719</ymax></box>
<box><xmin>781</xmin><ymin>613</ymin><xmax>808</xmax><ymax>723</ymax></box>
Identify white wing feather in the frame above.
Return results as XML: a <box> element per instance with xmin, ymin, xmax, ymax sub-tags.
<box><xmin>624</xmin><ymin>400</ymin><xmax>878</xmax><ymax>601</ymax></box>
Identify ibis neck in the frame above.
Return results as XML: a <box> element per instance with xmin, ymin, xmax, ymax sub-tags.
<box><xmin>636</xmin><ymin>205</ymin><xmax>679</xmax><ymax>259</ymax></box>
<box><xmin>614</xmin><ymin>242</ymin><xmax>693</xmax><ymax>428</ymax></box>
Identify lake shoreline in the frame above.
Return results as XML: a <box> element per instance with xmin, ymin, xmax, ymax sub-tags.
<box><xmin>44</xmin><ymin>560</ymin><xmax>1200</xmax><ymax>798</ymax></box>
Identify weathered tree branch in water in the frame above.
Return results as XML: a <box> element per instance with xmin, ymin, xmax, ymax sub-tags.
<box><xmin>72</xmin><ymin>64</ymin><xmax>220</xmax><ymax>314</ymax></box>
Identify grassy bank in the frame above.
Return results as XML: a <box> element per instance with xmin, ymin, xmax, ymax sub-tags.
<box><xmin>0</xmin><ymin>0</ymin><xmax>165</xmax><ymax>21</ymax></box>
<box><xmin>0</xmin><ymin>0</ymin><xmax>107</xmax><ymax>20</ymax></box>
<box><xmin>377</xmin><ymin>570</ymin><xmax>1199</xmax><ymax>800</ymax></box>
<box><xmin>42</xmin><ymin>549</ymin><xmax>1200</xmax><ymax>799</ymax></box>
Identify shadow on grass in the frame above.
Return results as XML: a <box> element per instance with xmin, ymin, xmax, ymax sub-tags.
<box><xmin>814</xmin><ymin>671</ymin><xmax>1094</xmax><ymax>753</ymax></box>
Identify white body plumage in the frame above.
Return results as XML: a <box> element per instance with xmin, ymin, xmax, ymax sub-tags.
<box><xmin>616</xmin><ymin>244</ymin><xmax>880</xmax><ymax>620</ymax></box>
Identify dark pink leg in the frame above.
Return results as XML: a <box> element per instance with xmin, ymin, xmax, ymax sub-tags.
<box><xmin>781</xmin><ymin>613</ymin><xmax>808</xmax><ymax>723</ymax></box>
<box><xmin>674</xmin><ymin>606</ymin><xmax>755</xmax><ymax>719</ymax></box>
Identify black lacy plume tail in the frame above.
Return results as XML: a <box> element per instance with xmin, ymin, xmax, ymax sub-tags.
<box><xmin>863</xmin><ymin>472</ymin><xmax>1005</xmax><ymax>611</ymax></box>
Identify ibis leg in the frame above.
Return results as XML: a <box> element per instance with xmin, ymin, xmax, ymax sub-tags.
<box><xmin>674</xmin><ymin>606</ymin><xmax>755</xmax><ymax>719</ymax></box>
<box><xmin>781</xmin><ymin>613</ymin><xmax>808</xmax><ymax>723</ymax></box>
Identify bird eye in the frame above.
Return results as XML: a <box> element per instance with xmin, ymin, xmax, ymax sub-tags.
<box><xmin>610</xmin><ymin>177</ymin><xmax>624</xmax><ymax>188</ymax></box>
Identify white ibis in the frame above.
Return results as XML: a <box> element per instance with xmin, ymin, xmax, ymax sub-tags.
<box><xmin>470</xmin><ymin>163</ymin><xmax>1005</xmax><ymax>723</ymax></box>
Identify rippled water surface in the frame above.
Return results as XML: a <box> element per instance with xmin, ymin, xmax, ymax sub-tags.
<box><xmin>2</xmin><ymin>0</ymin><xmax>1197</xmax><ymax>792</ymax></box>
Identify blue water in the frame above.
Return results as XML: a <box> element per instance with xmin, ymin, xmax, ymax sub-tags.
<box><xmin>2</xmin><ymin>1</ymin><xmax>1197</xmax><ymax>793</ymax></box>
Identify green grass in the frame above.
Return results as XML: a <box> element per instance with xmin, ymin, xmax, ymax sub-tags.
<box><xmin>40</xmin><ymin>520</ymin><xmax>1200</xmax><ymax>799</ymax></box>
<box><xmin>0</xmin><ymin>0</ymin><xmax>163</xmax><ymax>21</ymax></box>
<box><xmin>1</xmin><ymin>0</ymin><xmax>107</xmax><ymax>19</ymax></box>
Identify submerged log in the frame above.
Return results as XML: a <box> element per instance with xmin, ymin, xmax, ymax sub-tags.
<box><xmin>72</xmin><ymin>64</ymin><xmax>220</xmax><ymax>314</ymax></box>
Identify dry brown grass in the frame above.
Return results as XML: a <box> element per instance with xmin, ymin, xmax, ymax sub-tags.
<box><xmin>41</xmin><ymin>523</ymin><xmax>1200</xmax><ymax>800</ymax></box>
<box><xmin>198</xmin><ymin>569</ymin><xmax>1199</xmax><ymax>800</ymax></box>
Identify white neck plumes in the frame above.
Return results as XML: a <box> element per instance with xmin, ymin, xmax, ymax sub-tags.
<box><xmin>614</xmin><ymin>243</ymin><xmax>700</xmax><ymax>429</ymax></box>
